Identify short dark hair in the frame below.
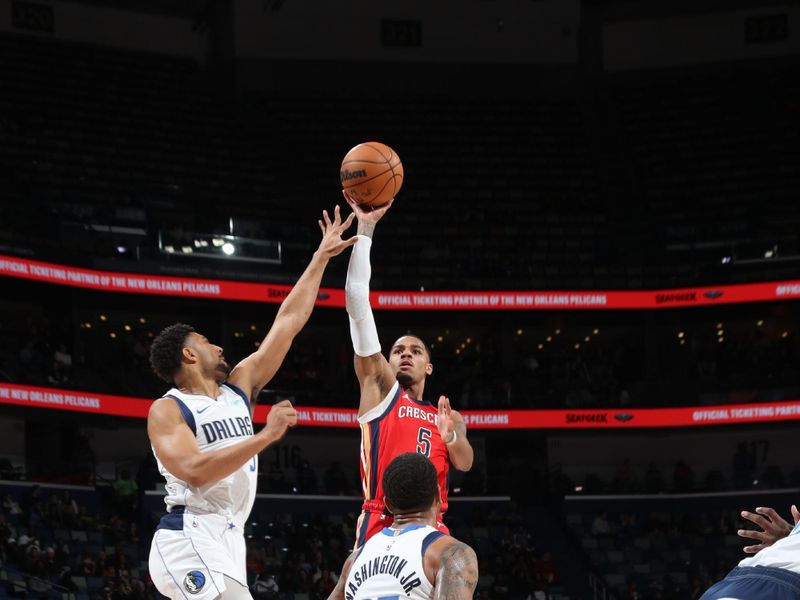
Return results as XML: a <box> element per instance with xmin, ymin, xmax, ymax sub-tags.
<box><xmin>382</xmin><ymin>453</ymin><xmax>438</xmax><ymax>513</ymax></box>
<box><xmin>149</xmin><ymin>323</ymin><xmax>195</xmax><ymax>383</ymax></box>
<box><xmin>392</xmin><ymin>334</ymin><xmax>431</xmax><ymax>361</ymax></box>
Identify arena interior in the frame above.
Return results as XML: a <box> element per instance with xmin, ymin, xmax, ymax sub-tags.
<box><xmin>0</xmin><ymin>0</ymin><xmax>799</xmax><ymax>599</ymax></box>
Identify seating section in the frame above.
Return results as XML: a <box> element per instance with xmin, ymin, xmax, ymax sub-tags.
<box><xmin>1</xmin><ymin>33</ymin><xmax>606</xmax><ymax>288</ymax></box>
<box><xmin>0</xmin><ymin>34</ymin><xmax>278</xmax><ymax>258</ymax></box>
<box><xmin>564</xmin><ymin>500</ymin><xmax>766</xmax><ymax>599</ymax></box>
<box><xmin>245</xmin><ymin>95</ymin><xmax>604</xmax><ymax>289</ymax></box>
<box><xmin>0</xmin><ymin>484</ymin><xmax>146</xmax><ymax>600</ymax></box>
<box><xmin>610</xmin><ymin>58</ymin><xmax>800</xmax><ymax>283</ymax></box>
<box><xmin>5</xmin><ymin>482</ymin><xmax>775</xmax><ymax>600</ymax></box>
<box><xmin>3</xmin><ymin>35</ymin><xmax>799</xmax><ymax>288</ymax></box>
<box><xmin>0</xmin><ymin>484</ymin><xmax>574</xmax><ymax>600</ymax></box>
<box><xmin>1</xmin><ymin>291</ymin><xmax>797</xmax><ymax>411</ymax></box>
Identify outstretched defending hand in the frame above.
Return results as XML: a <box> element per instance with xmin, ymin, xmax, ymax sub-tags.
<box><xmin>738</xmin><ymin>505</ymin><xmax>800</xmax><ymax>554</ymax></box>
<box><xmin>343</xmin><ymin>191</ymin><xmax>394</xmax><ymax>225</ymax></box>
<box><xmin>263</xmin><ymin>399</ymin><xmax>298</xmax><ymax>441</ymax></box>
<box><xmin>437</xmin><ymin>396</ymin><xmax>456</xmax><ymax>444</ymax></box>
<box><xmin>317</xmin><ymin>205</ymin><xmax>358</xmax><ymax>258</ymax></box>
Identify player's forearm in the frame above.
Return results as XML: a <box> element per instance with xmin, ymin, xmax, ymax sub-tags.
<box><xmin>274</xmin><ymin>250</ymin><xmax>329</xmax><ymax>333</ymax></box>
<box><xmin>346</xmin><ymin>236</ymin><xmax>381</xmax><ymax>357</ymax></box>
<box><xmin>184</xmin><ymin>430</ymin><xmax>280</xmax><ymax>487</ymax></box>
<box><xmin>447</xmin><ymin>437</ymin><xmax>474</xmax><ymax>472</ymax></box>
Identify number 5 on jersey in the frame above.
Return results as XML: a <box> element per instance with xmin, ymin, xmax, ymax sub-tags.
<box><xmin>416</xmin><ymin>427</ymin><xmax>432</xmax><ymax>457</ymax></box>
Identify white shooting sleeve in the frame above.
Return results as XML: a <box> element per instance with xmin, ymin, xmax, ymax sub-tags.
<box><xmin>345</xmin><ymin>235</ymin><xmax>381</xmax><ymax>357</ymax></box>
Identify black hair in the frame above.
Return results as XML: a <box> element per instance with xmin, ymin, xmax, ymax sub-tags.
<box><xmin>149</xmin><ymin>323</ymin><xmax>195</xmax><ymax>383</ymax></box>
<box><xmin>392</xmin><ymin>333</ymin><xmax>432</xmax><ymax>361</ymax></box>
<box><xmin>382</xmin><ymin>453</ymin><xmax>438</xmax><ymax>513</ymax></box>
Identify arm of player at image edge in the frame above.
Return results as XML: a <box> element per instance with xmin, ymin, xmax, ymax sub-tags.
<box><xmin>326</xmin><ymin>551</ymin><xmax>357</xmax><ymax>600</ymax></box>
<box><xmin>228</xmin><ymin>206</ymin><xmax>357</xmax><ymax>402</ymax></box>
<box><xmin>738</xmin><ymin>504</ymin><xmax>800</xmax><ymax>553</ymax></box>
<box><xmin>147</xmin><ymin>396</ymin><xmax>297</xmax><ymax>488</ymax></box>
<box><xmin>343</xmin><ymin>194</ymin><xmax>397</xmax><ymax>416</ymax></box>
<box><xmin>437</xmin><ymin>395</ymin><xmax>474</xmax><ymax>472</ymax></box>
<box><xmin>429</xmin><ymin>538</ymin><xmax>479</xmax><ymax>600</ymax></box>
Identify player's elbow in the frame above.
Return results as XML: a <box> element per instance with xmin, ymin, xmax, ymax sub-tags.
<box><xmin>345</xmin><ymin>282</ymin><xmax>371</xmax><ymax>318</ymax></box>
<box><xmin>184</xmin><ymin>473</ymin><xmax>206</xmax><ymax>488</ymax></box>
<box><xmin>179</xmin><ymin>458</ymin><xmax>212</xmax><ymax>488</ymax></box>
<box><xmin>177</xmin><ymin>466</ymin><xmax>207</xmax><ymax>488</ymax></box>
<box><xmin>452</xmin><ymin>452</ymin><xmax>474</xmax><ymax>472</ymax></box>
<box><xmin>454</xmin><ymin>458</ymin><xmax>473</xmax><ymax>472</ymax></box>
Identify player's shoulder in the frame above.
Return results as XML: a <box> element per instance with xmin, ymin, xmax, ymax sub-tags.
<box><xmin>424</xmin><ymin>535</ymin><xmax>477</xmax><ymax>569</ymax></box>
<box><xmin>147</xmin><ymin>396</ymin><xmax>183</xmax><ymax>429</ymax></box>
<box><xmin>150</xmin><ymin>396</ymin><xmax>177</xmax><ymax>414</ymax></box>
<box><xmin>449</xmin><ymin>539</ymin><xmax>476</xmax><ymax>557</ymax></box>
<box><xmin>220</xmin><ymin>380</ymin><xmax>251</xmax><ymax>404</ymax></box>
<box><xmin>430</xmin><ymin>535</ymin><xmax>473</xmax><ymax>553</ymax></box>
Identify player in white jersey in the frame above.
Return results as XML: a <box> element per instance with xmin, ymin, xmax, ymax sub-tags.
<box><xmin>700</xmin><ymin>503</ymin><xmax>800</xmax><ymax>599</ymax></box>
<box><xmin>147</xmin><ymin>206</ymin><xmax>357</xmax><ymax>600</ymax></box>
<box><xmin>327</xmin><ymin>453</ymin><xmax>478</xmax><ymax>600</ymax></box>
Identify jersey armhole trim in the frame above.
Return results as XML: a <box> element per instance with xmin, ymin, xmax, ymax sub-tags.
<box><xmin>358</xmin><ymin>381</ymin><xmax>401</xmax><ymax>424</ymax></box>
<box><xmin>166</xmin><ymin>395</ymin><xmax>197</xmax><ymax>436</ymax></box>
<box><xmin>222</xmin><ymin>382</ymin><xmax>251</xmax><ymax>409</ymax></box>
<box><xmin>421</xmin><ymin>531</ymin><xmax>446</xmax><ymax>558</ymax></box>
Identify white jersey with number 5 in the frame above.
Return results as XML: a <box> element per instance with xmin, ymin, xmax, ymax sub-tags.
<box><xmin>344</xmin><ymin>524</ymin><xmax>445</xmax><ymax>600</ymax></box>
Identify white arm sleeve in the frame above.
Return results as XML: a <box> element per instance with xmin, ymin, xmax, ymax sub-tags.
<box><xmin>346</xmin><ymin>235</ymin><xmax>381</xmax><ymax>357</ymax></box>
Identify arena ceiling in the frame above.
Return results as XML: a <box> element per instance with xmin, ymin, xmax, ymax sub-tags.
<box><xmin>58</xmin><ymin>0</ymin><xmax>211</xmax><ymax>18</ymax></box>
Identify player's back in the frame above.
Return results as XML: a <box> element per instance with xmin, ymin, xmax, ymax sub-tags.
<box><xmin>358</xmin><ymin>382</ymin><xmax>450</xmax><ymax>513</ymax></box>
<box><xmin>344</xmin><ymin>524</ymin><xmax>442</xmax><ymax>600</ymax></box>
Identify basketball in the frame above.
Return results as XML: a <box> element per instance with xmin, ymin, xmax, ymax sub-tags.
<box><xmin>340</xmin><ymin>142</ymin><xmax>404</xmax><ymax>208</ymax></box>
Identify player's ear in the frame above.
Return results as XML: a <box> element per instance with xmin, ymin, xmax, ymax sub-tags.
<box><xmin>426</xmin><ymin>362</ymin><xmax>433</xmax><ymax>376</ymax></box>
<box><xmin>384</xmin><ymin>497</ymin><xmax>395</xmax><ymax>516</ymax></box>
<box><xmin>182</xmin><ymin>346</ymin><xmax>197</xmax><ymax>364</ymax></box>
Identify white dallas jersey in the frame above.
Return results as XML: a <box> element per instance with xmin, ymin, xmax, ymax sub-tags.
<box><xmin>345</xmin><ymin>524</ymin><xmax>442</xmax><ymax>600</ymax></box>
<box><xmin>739</xmin><ymin>519</ymin><xmax>800</xmax><ymax>573</ymax></box>
<box><xmin>153</xmin><ymin>383</ymin><xmax>257</xmax><ymax>525</ymax></box>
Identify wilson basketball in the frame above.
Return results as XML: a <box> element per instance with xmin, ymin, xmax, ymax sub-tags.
<box><xmin>340</xmin><ymin>142</ymin><xmax>403</xmax><ymax>208</ymax></box>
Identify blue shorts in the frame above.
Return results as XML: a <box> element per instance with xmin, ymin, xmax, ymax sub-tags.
<box><xmin>700</xmin><ymin>566</ymin><xmax>800</xmax><ymax>600</ymax></box>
